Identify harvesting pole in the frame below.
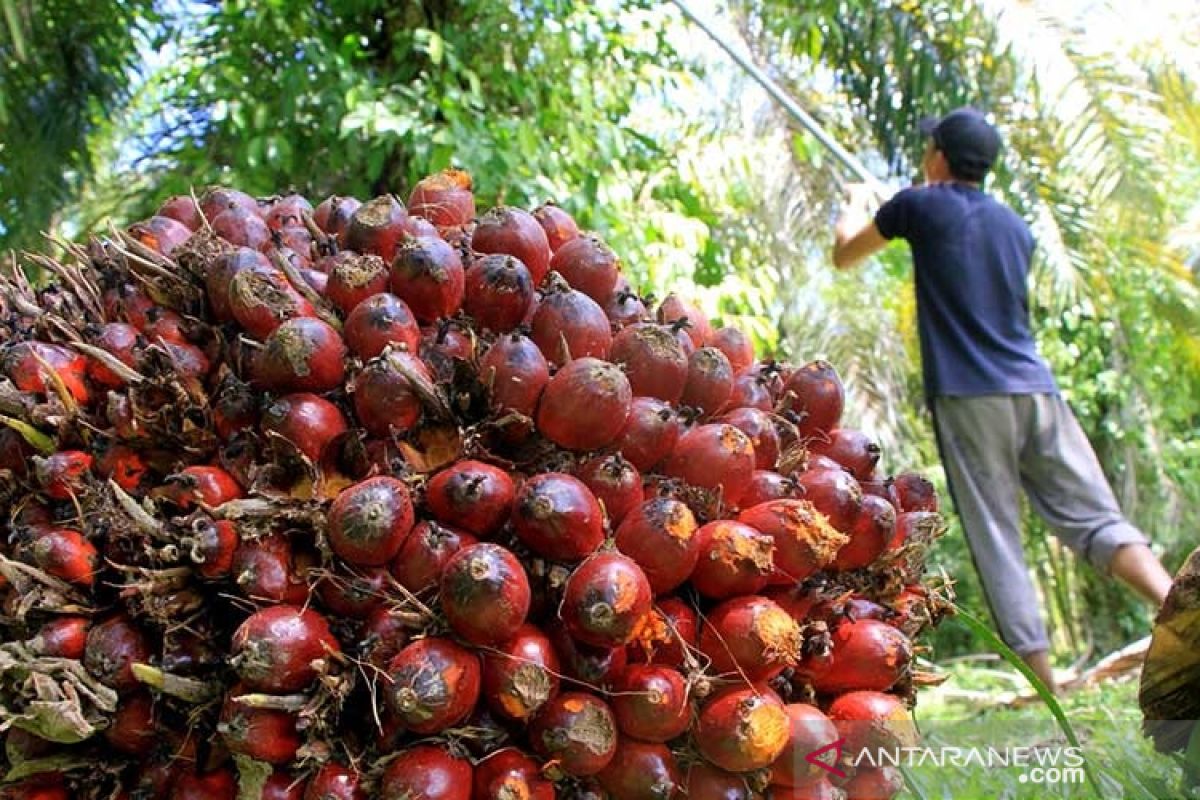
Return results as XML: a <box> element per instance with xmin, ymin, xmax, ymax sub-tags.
<box><xmin>668</xmin><ymin>0</ymin><xmax>889</xmax><ymax>196</ymax></box>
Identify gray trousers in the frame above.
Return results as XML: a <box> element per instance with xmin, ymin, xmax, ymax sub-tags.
<box><xmin>931</xmin><ymin>393</ymin><xmax>1149</xmax><ymax>656</ymax></box>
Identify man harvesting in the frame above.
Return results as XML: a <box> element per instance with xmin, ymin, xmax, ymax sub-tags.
<box><xmin>831</xmin><ymin>107</ymin><xmax>1172</xmax><ymax>692</ymax></box>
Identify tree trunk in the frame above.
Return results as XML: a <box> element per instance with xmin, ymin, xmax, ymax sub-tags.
<box><xmin>1139</xmin><ymin>545</ymin><xmax>1200</xmax><ymax>753</ymax></box>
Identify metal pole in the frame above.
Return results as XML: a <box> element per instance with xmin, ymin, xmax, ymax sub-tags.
<box><xmin>668</xmin><ymin>0</ymin><xmax>887</xmax><ymax>193</ymax></box>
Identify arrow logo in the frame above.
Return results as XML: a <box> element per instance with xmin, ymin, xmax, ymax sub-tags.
<box><xmin>805</xmin><ymin>738</ymin><xmax>847</xmax><ymax>778</ymax></box>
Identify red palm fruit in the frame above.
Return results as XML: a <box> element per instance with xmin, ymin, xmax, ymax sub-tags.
<box><xmin>95</xmin><ymin>443</ymin><xmax>148</xmax><ymax>491</ymax></box>
<box><xmin>537</xmin><ymin>357</ymin><xmax>632</xmax><ymax>451</ymax></box>
<box><xmin>769</xmin><ymin>704</ymin><xmax>840</xmax><ymax>788</ymax></box>
<box><xmin>390</xmin><ymin>235</ymin><xmax>466</xmax><ymax>323</ymax></box>
<box><xmin>29</xmin><ymin>616</ymin><xmax>90</xmax><ymax>659</ymax></box>
<box><xmin>390</xmin><ymin>521</ymin><xmax>478</xmax><ymax>594</ymax></box>
<box><xmin>549</xmin><ymin>621</ymin><xmax>628</xmax><ymax>689</ymax></box>
<box><xmin>385</xmin><ymin>637</ymin><xmax>481</xmax><ymax>734</ymax></box>
<box><xmin>102</xmin><ymin>282</ymin><xmax>157</xmax><ymax>328</ymax></box>
<box><xmin>826</xmin><ymin>691</ymin><xmax>917</xmax><ymax>758</ymax></box>
<box><xmin>316</xmin><ymin>565</ymin><xmax>389</xmax><ymax>619</ymax></box>
<box><xmin>324</xmin><ymin>252</ymin><xmax>390</xmax><ymax>314</ymax></box>
<box><xmin>811</xmin><ymin>620</ymin><xmax>912</xmax><ymax>694</ymax></box>
<box><xmin>480</xmin><ymin>332</ymin><xmax>550</xmax><ymax>417</ymax></box>
<box><xmin>264</xmin><ymin>193</ymin><xmax>313</xmax><ymax>230</ymax></box>
<box><xmin>251</xmin><ymin>317</ymin><xmax>346</xmax><ymax>393</ymax></box>
<box><xmin>699</xmin><ymin>595</ymin><xmax>801</xmax><ymax>681</ymax></box>
<box><xmin>158</xmin><ymin>465</ymin><xmax>242</xmax><ymax>510</ymax></box>
<box><xmin>380</xmin><ymin>746</ymin><xmax>472</xmax><ymax>800</ymax></box>
<box><xmin>575</xmin><ymin>454</ymin><xmax>643</xmax><ymax>527</ymax></box>
<box><xmin>3</xmin><ymin>341</ymin><xmax>90</xmax><ymax>404</ymax></box>
<box><xmin>562</xmin><ymin>553</ymin><xmax>654</xmax><ymax>648</ymax></box>
<box><xmin>463</xmin><ymin>254</ymin><xmax>535</xmax><ymax>333</ymax></box>
<box><xmin>797</xmin><ymin>467</ymin><xmax>864</xmax><ymax>533</ymax></box>
<box><xmin>157</xmin><ymin>195</ymin><xmax>203</xmax><ymax>230</ymax></box>
<box><xmin>199</xmin><ymin>186</ymin><xmax>260</xmax><ymax>221</ymax></box>
<box><xmin>142</xmin><ymin>307</ymin><xmax>190</xmax><ymax>345</ymax></box>
<box><xmin>710</xmin><ymin>326</ymin><xmax>755</xmax><ymax>375</ymax></box>
<box><xmin>305</xmin><ymin>764</ymin><xmax>363</xmax><ymax>800</ymax></box>
<box><xmin>683</xmin><ymin>762</ymin><xmax>759</xmax><ymax>800</ymax></box>
<box><xmin>229</xmin><ymin>263</ymin><xmax>316</xmax><ymax>338</ymax></box>
<box><xmin>343</xmin><ymin>292</ymin><xmax>420</xmax><ymax>359</ymax></box>
<box><xmin>352</xmin><ymin>349</ymin><xmax>433</xmax><ymax>437</ymax></box>
<box><xmin>84</xmin><ymin>614</ymin><xmax>151</xmax><ymax>694</ymax></box>
<box><xmin>720</xmin><ymin>407</ymin><xmax>781</xmax><ymax>470</ymax></box>
<box><xmin>440</xmin><ymin>543</ymin><xmax>531</xmax><ymax>646</ymax></box>
<box><xmin>533</xmin><ymin>202</ymin><xmax>580</xmax><ymax>252</ymax></box>
<box><xmin>529</xmin><ymin>692</ymin><xmax>618</xmax><ymax>776</ymax></box>
<box><xmin>604</xmin><ymin>278</ymin><xmax>649</xmax><ymax>329</ymax></box>
<box><xmin>474</xmin><ymin>748</ymin><xmax>554</xmax><ymax>800</ymax></box>
<box><xmin>24</xmin><ymin>529</ymin><xmax>98</xmax><ymax>587</ymax></box>
<box><xmin>615</xmin><ymin>397</ymin><xmax>682</xmax><ymax>471</ymax></box>
<box><xmin>512</xmin><ymin>472</ymin><xmax>604</xmax><ymax>562</ymax></box>
<box><xmin>361</xmin><ymin>606</ymin><xmax>410</xmax><ymax>670</ymax></box>
<box><xmin>657</xmin><ymin>293</ymin><xmax>713</xmax><ymax>348</ymax></box>
<box><xmin>773</xmin><ymin>779</ymin><xmax>842</xmax><ymax>799</ymax></box>
<box><xmin>612</xmin><ymin>664</ymin><xmax>690</xmax><ymax>742</ymax></box>
<box><xmin>628</xmin><ymin>597</ymin><xmax>698</xmax><ymax>668</ymax></box>
<box><xmin>472</xmin><ymin>206</ymin><xmax>551</xmax><ymax>285</ymax></box>
<box><xmin>34</xmin><ymin>451</ymin><xmax>93</xmax><ymax>500</ymax></box>
<box><xmin>682</xmin><ymin>346</ymin><xmax>735</xmax><ymax>416</ymax></box>
<box><xmin>313</xmin><ymin>195</ymin><xmax>362</xmax><ymax>237</ymax></box>
<box><xmin>231</xmin><ymin>605</ymin><xmax>339</xmax><ymax>692</ymax></box>
<box><xmin>327</xmin><ymin>477</ymin><xmax>415</xmax><ymax>566</ymax></box>
<box><xmin>187</xmin><ymin>518</ymin><xmax>239</xmax><ymax>580</ymax></box>
<box><xmin>609</xmin><ymin>323</ymin><xmax>689</xmax><ymax>403</ymax></box>
<box><xmin>219</xmin><ymin>693</ymin><xmax>301</xmax><ymax>765</ymax></box>
<box><xmin>0</xmin><ymin>427</ymin><xmax>32</xmax><ymax>477</ymax></box>
<box><xmin>696</xmin><ymin>687</ymin><xmax>790</xmax><ymax>772</ymax></box>
<box><xmin>742</xmin><ymin>470</ymin><xmax>800</xmax><ymax>507</ymax></box>
<box><xmin>481</xmin><ymin>623</ymin><xmax>561</xmax><ymax>722</ymax></box>
<box><xmin>889</xmin><ymin>510</ymin><xmax>942</xmax><ymax>551</ymax></box>
<box><xmin>206</xmin><ymin>247</ymin><xmax>269</xmax><ymax>321</ymax></box>
<box><xmin>783</xmin><ymin>360</ymin><xmax>845</xmax><ymax>441</ymax></box>
<box><xmin>261</xmin><ymin>772</ymin><xmax>307</xmax><ymax>800</ymax></box>
<box><xmin>530</xmin><ymin>280</ymin><xmax>612</xmax><ymax>365</ymax></box>
<box><xmin>835</xmin><ymin>494</ymin><xmax>895</xmax><ymax>570</ymax></box>
<box><xmin>664</xmin><ymin>423</ymin><xmax>757</xmax><ymax>507</ymax></box>
<box><xmin>691</xmin><ymin>520</ymin><xmax>775</xmax><ymax>599</ymax></box>
<box><xmin>666</xmin><ymin>318</ymin><xmax>697</xmax><ymax>358</ymax></box>
<box><xmin>597</xmin><ymin>739</ymin><xmax>682</xmax><ymax>799</ymax></box>
<box><xmin>842</xmin><ymin>767</ymin><xmax>905</xmax><ymax>800</ymax></box>
<box><xmin>889</xmin><ymin>472</ymin><xmax>939</xmax><ymax>512</ymax></box>
<box><xmin>420</xmin><ymin>320</ymin><xmax>477</xmax><ymax>381</ymax></box>
<box><xmin>408</xmin><ymin>169</ymin><xmax>475</xmax><ymax>228</ymax></box>
<box><xmin>340</xmin><ymin>195</ymin><xmax>408</xmax><ymax>260</ymax></box>
<box><xmin>87</xmin><ymin>322</ymin><xmax>143</xmax><ymax>387</ymax></box>
<box><xmin>548</xmin><ymin>233</ymin><xmax>619</xmax><ymax>302</ymax></box>
<box><xmin>729</xmin><ymin>372</ymin><xmax>775</xmax><ymax>412</ymax></box>
<box><xmin>615</xmin><ymin>498</ymin><xmax>701</xmax><ymax>595</ymax></box>
<box><xmin>738</xmin><ymin>500</ymin><xmax>847</xmax><ymax>581</ymax></box>
<box><xmin>171</xmin><ymin>768</ymin><xmax>238</xmax><ymax>800</ymax></box>
<box><xmin>159</xmin><ymin>340</ymin><xmax>211</xmax><ymax>381</ymax></box>
<box><xmin>426</xmin><ymin>460</ymin><xmax>515</xmax><ymax>538</ymax></box>
<box><xmin>232</xmin><ymin>533</ymin><xmax>310</xmax><ymax>604</ymax></box>
<box><xmin>129</xmin><ymin>215</ymin><xmax>193</xmax><ymax>256</ymax></box>
<box><xmin>105</xmin><ymin>690</ymin><xmax>158</xmax><ymax>756</ymax></box>
<box><xmin>811</xmin><ymin>428</ymin><xmax>881</xmax><ymax>481</ymax></box>
<box><xmin>211</xmin><ymin>205</ymin><xmax>271</xmax><ymax>249</ymax></box>
<box><xmin>261</xmin><ymin>393</ymin><xmax>348</xmax><ymax>463</ymax></box>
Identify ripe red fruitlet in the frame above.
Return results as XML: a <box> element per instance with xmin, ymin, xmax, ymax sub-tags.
<box><xmin>691</xmin><ymin>520</ymin><xmax>775</xmax><ymax>598</ymax></box>
<box><xmin>720</xmin><ymin>407</ymin><xmax>781</xmax><ymax>470</ymax></box>
<box><xmin>472</xmin><ymin>206</ymin><xmax>552</xmax><ymax>285</ymax></box>
<box><xmin>664</xmin><ymin>423</ymin><xmax>757</xmax><ymax>507</ymax></box>
<box><xmin>710</xmin><ymin>326</ymin><xmax>755</xmax><ymax>375</ymax></box>
<box><xmin>426</xmin><ymin>460</ymin><xmax>515</xmax><ymax>538</ymax></box>
<box><xmin>390</xmin><ymin>521</ymin><xmax>478</xmax><ymax>594</ymax></box>
<box><xmin>440</xmin><ymin>543</ymin><xmax>531</xmax><ymax>646</ymax></box>
<box><xmin>219</xmin><ymin>693</ymin><xmax>301</xmax><ymax>764</ymax></box>
<box><xmin>316</xmin><ymin>565</ymin><xmax>389</xmax><ymax>619</ymax></box>
<box><xmin>481</xmin><ymin>623</ymin><xmax>561</xmax><ymax>722</ymax></box>
<box><xmin>313</xmin><ymin>195</ymin><xmax>362</xmax><ymax>237</ymax></box>
<box><xmin>327</xmin><ymin>477</ymin><xmax>415</xmax><ymax>566</ymax></box>
<box><xmin>890</xmin><ymin>472</ymin><xmax>939</xmax><ymax>512</ymax></box>
<box><xmin>157</xmin><ymin>195</ymin><xmax>203</xmax><ymax>230</ymax></box>
<box><xmin>683</xmin><ymin>762</ymin><xmax>759</xmax><ymax>800</ymax></box>
<box><xmin>206</xmin><ymin>247</ymin><xmax>269</xmax><ymax>321</ymax></box>
<box><xmin>352</xmin><ymin>349</ymin><xmax>433</xmax><ymax>437</ymax></box>
<box><xmin>171</xmin><ymin>768</ymin><xmax>238</xmax><ymax>800</ymax></box>
<box><xmin>769</xmin><ymin>703</ymin><xmax>840</xmax><ymax>788</ymax></box>
<box><xmin>575</xmin><ymin>454</ymin><xmax>643</xmax><ymax>526</ymax></box>
<box><xmin>615</xmin><ymin>497</ymin><xmax>701</xmax><ymax>595</ymax></box>
<box><xmin>628</xmin><ymin>597</ymin><xmax>698</xmax><ymax>669</ymax></box>
<box><xmin>34</xmin><ymin>450</ymin><xmax>93</xmax><ymax>500</ymax></box>
<box><xmin>695</xmin><ymin>687</ymin><xmax>790</xmax><ymax>772</ymax></box>
<box><xmin>699</xmin><ymin>595</ymin><xmax>801</xmax><ymax>681</ymax></box>
<box><xmin>835</xmin><ymin>494</ymin><xmax>896</xmax><ymax>570</ymax></box>
<box><xmin>473</xmin><ymin>749</ymin><xmax>541</xmax><ymax>798</ymax></box>
<box><xmin>199</xmin><ymin>186</ymin><xmax>259</xmax><ymax>221</ymax></box>
<box><xmin>386</xmin><ymin>637</ymin><xmax>481</xmax><ymax>734</ymax></box>
<box><xmin>30</xmin><ymin>616</ymin><xmax>90</xmax><ymax>659</ymax></box>
<box><xmin>812</xmin><ymin>428</ymin><xmax>881</xmax><ymax>481</ymax></box>
<box><xmin>783</xmin><ymin>360</ymin><xmax>845</xmax><ymax>441</ymax></box>
<box><xmin>343</xmin><ymin>292</ymin><xmax>420</xmax><ymax>359</ymax></box>
<box><xmin>612</xmin><ymin>664</ymin><xmax>690</xmax><ymax>742</ymax></box>
<box><xmin>797</xmin><ymin>467</ymin><xmax>864</xmax><ymax>534</ymax></box>
<box><xmin>324</xmin><ymin>252</ymin><xmax>390</xmax><ymax>315</ymax></box>
<box><xmin>159</xmin><ymin>465</ymin><xmax>243</xmax><ymax>510</ymax></box>
<box><xmin>262</xmin><ymin>772</ymin><xmax>307</xmax><ymax>800</ymax></box>
<box><xmin>826</xmin><ymin>691</ymin><xmax>917</xmax><ymax>757</ymax></box>
<box><xmin>24</xmin><ymin>528</ymin><xmax>98</xmax><ymax>587</ymax></box>
<box><xmin>597</xmin><ymin>739</ymin><xmax>682</xmax><ymax>799</ymax></box>
<box><xmin>562</xmin><ymin>553</ymin><xmax>653</xmax><ymax>648</ymax></box>
<box><xmin>604</xmin><ymin>279</ymin><xmax>649</xmax><ymax>329</ymax></box>
<box><xmin>480</xmin><ymin>332</ymin><xmax>550</xmax><ymax>418</ymax></box>
<box><xmin>548</xmin><ymin>233</ymin><xmax>619</xmax><ymax>303</ymax></box>
<box><xmin>842</xmin><ymin>766</ymin><xmax>905</xmax><ymax>800</ymax></box>
<box><xmin>529</xmin><ymin>692</ymin><xmax>618</xmax><ymax>776</ymax></box>
<box><xmin>212</xmin><ymin>205</ymin><xmax>271</xmax><ymax>250</ymax></box>
<box><xmin>742</xmin><ymin>470</ymin><xmax>800</xmax><ymax>507</ymax></box>
<box><xmin>463</xmin><ymin>254</ymin><xmax>535</xmax><ymax>333</ymax></box>
<box><xmin>340</xmin><ymin>195</ymin><xmax>408</xmax><ymax>260</ymax></box>
<box><xmin>3</xmin><ymin>341</ymin><xmax>90</xmax><ymax>404</ymax></box>
<box><xmin>549</xmin><ymin>620</ymin><xmax>629</xmax><ymax>689</ymax></box>
<box><xmin>729</xmin><ymin>372</ymin><xmax>775</xmax><ymax>412</ymax></box>
<box><xmin>105</xmin><ymin>690</ymin><xmax>158</xmax><ymax>755</ymax></box>
<box><xmin>84</xmin><ymin>614</ymin><xmax>151</xmax><ymax>694</ymax></box>
<box><xmin>361</xmin><ymin>606</ymin><xmax>409</xmax><ymax>669</ymax></box>
<box><xmin>890</xmin><ymin>510</ymin><xmax>942</xmax><ymax>551</ymax></box>
<box><xmin>420</xmin><ymin>320</ymin><xmax>476</xmax><ymax>382</ymax></box>
<box><xmin>738</xmin><ymin>499</ymin><xmax>847</xmax><ymax>581</ymax></box>
<box><xmin>231</xmin><ymin>605</ymin><xmax>340</xmax><ymax>692</ymax></box>
<box><xmin>232</xmin><ymin>534</ymin><xmax>312</xmax><ymax>604</ymax></box>
<box><xmin>305</xmin><ymin>763</ymin><xmax>363</xmax><ymax>800</ymax></box>
<box><xmin>251</xmin><ymin>317</ymin><xmax>347</xmax><ymax>393</ymax></box>
<box><xmin>390</xmin><ymin>236</ymin><xmax>466</xmax><ymax>323</ymax></box>
<box><xmin>537</xmin><ymin>357</ymin><xmax>632</xmax><ymax>451</ymax></box>
<box><xmin>88</xmin><ymin>322</ymin><xmax>143</xmax><ymax>387</ymax></box>
<box><xmin>408</xmin><ymin>168</ymin><xmax>475</xmax><ymax>229</ymax></box>
<box><xmin>657</xmin><ymin>293</ymin><xmax>713</xmax><ymax>348</ymax></box>
<box><xmin>615</xmin><ymin>397</ymin><xmax>682</xmax><ymax>471</ymax></box>
<box><xmin>530</xmin><ymin>280</ymin><xmax>612</xmax><ymax>365</ymax></box>
<box><xmin>95</xmin><ymin>443</ymin><xmax>147</xmax><ymax>490</ymax></box>
<box><xmin>130</xmin><ymin>215</ymin><xmax>193</xmax><ymax>256</ymax></box>
<box><xmin>533</xmin><ymin>202</ymin><xmax>580</xmax><ymax>252</ymax></box>
<box><xmin>609</xmin><ymin>324</ymin><xmax>689</xmax><ymax>403</ymax></box>
<box><xmin>810</xmin><ymin>619</ymin><xmax>912</xmax><ymax>694</ymax></box>
<box><xmin>264</xmin><ymin>193</ymin><xmax>313</xmax><ymax>230</ymax></box>
<box><xmin>512</xmin><ymin>472</ymin><xmax>604</xmax><ymax>561</ymax></box>
<box><xmin>380</xmin><ymin>746</ymin><xmax>472</xmax><ymax>800</ymax></box>
<box><xmin>188</xmin><ymin>518</ymin><xmax>239</xmax><ymax>579</ymax></box>
<box><xmin>229</xmin><ymin>263</ymin><xmax>315</xmax><ymax>338</ymax></box>
<box><xmin>682</xmin><ymin>346</ymin><xmax>735</xmax><ymax>416</ymax></box>
<box><xmin>773</xmin><ymin>778</ymin><xmax>842</xmax><ymax>799</ymax></box>
<box><xmin>261</xmin><ymin>393</ymin><xmax>348</xmax><ymax>463</ymax></box>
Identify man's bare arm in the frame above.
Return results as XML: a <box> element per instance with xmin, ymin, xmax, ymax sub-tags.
<box><xmin>832</xmin><ymin>184</ymin><xmax>889</xmax><ymax>269</ymax></box>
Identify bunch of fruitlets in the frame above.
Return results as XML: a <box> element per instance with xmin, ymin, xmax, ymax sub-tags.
<box><xmin>0</xmin><ymin>169</ymin><xmax>951</xmax><ymax>800</ymax></box>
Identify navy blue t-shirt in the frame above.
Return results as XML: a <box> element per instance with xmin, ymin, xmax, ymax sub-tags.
<box><xmin>874</xmin><ymin>183</ymin><xmax>1057</xmax><ymax>397</ymax></box>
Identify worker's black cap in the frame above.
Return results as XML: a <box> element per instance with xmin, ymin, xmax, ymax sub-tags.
<box><xmin>919</xmin><ymin>107</ymin><xmax>1001</xmax><ymax>181</ymax></box>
